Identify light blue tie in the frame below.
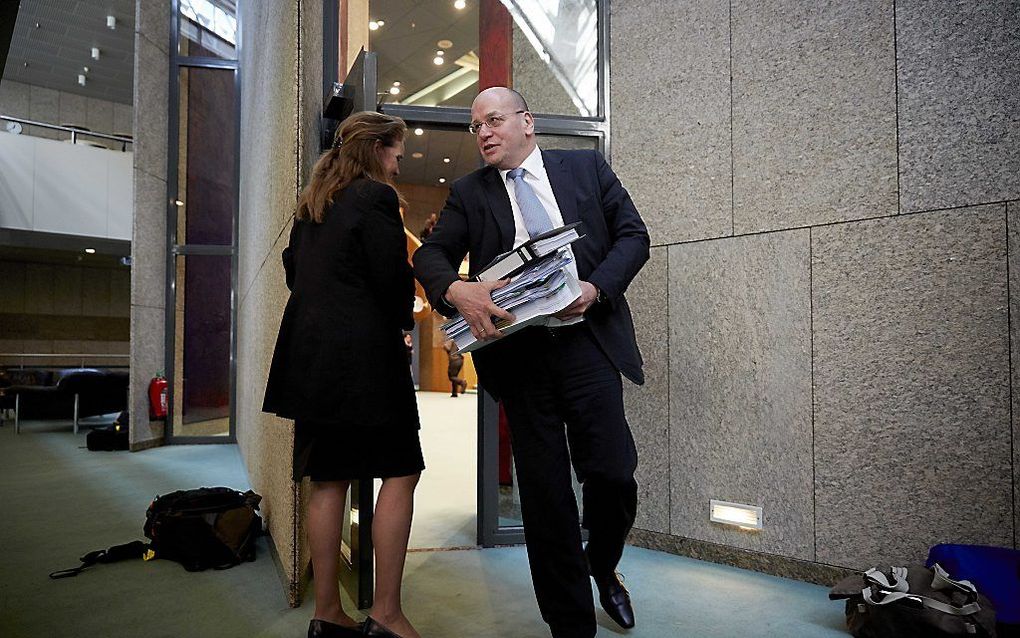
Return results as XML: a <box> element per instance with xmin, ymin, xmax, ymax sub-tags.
<box><xmin>507</xmin><ymin>167</ymin><xmax>554</xmax><ymax>238</ymax></box>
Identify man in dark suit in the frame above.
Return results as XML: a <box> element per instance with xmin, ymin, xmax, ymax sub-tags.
<box><xmin>413</xmin><ymin>87</ymin><xmax>649</xmax><ymax>638</ymax></box>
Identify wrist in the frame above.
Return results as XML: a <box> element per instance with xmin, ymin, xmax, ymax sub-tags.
<box><xmin>443</xmin><ymin>280</ymin><xmax>463</xmax><ymax>305</ymax></box>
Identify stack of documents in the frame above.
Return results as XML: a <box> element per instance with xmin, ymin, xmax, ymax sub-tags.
<box><xmin>474</xmin><ymin>222</ymin><xmax>584</xmax><ymax>282</ymax></box>
<box><xmin>442</xmin><ymin>249</ymin><xmax>581</xmax><ymax>354</ymax></box>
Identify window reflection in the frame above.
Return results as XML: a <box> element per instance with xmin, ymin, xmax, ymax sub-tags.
<box><xmin>506</xmin><ymin>0</ymin><xmax>598</xmax><ymax>116</ymax></box>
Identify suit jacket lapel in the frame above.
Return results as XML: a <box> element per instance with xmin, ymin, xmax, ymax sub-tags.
<box><xmin>481</xmin><ymin>167</ymin><xmax>516</xmax><ymax>252</ymax></box>
<box><xmin>543</xmin><ymin>150</ymin><xmax>579</xmax><ymax>226</ymax></box>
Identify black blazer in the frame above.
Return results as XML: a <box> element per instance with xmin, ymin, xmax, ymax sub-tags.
<box><xmin>263</xmin><ymin>179</ymin><xmax>418</xmax><ymax>429</ymax></box>
<box><xmin>412</xmin><ymin>149</ymin><xmax>650</xmax><ymax>395</ymax></box>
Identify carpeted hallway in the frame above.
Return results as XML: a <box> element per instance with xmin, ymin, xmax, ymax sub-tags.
<box><xmin>0</xmin><ymin>415</ymin><xmax>849</xmax><ymax>638</ymax></box>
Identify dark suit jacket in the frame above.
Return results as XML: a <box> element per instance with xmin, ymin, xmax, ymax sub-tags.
<box><xmin>412</xmin><ymin>149</ymin><xmax>650</xmax><ymax>395</ymax></box>
<box><xmin>263</xmin><ymin>178</ymin><xmax>419</xmax><ymax>429</ymax></box>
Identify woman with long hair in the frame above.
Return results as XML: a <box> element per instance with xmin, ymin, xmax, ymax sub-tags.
<box><xmin>264</xmin><ymin>111</ymin><xmax>423</xmax><ymax>638</ymax></box>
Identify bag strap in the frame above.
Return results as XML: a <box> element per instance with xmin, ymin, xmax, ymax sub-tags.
<box><xmin>864</xmin><ymin>567</ymin><xmax>910</xmax><ymax>592</ymax></box>
<box><xmin>930</xmin><ymin>563</ymin><xmax>978</xmax><ymax>597</ymax></box>
<box><xmin>49</xmin><ymin>541</ymin><xmax>150</xmax><ymax>579</ymax></box>
<box><xmin>861</xmin><ymin>587</ymin><xmax>982</xmax><ymax>616</ymax></box>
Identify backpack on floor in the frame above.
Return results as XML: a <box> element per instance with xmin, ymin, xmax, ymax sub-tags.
<box><xmin>50</xmin><ymin>487</ymin><xmax>262</xmax><ymax>578</ymax></box>
<box><xmin>86</xmin><ymin>412</ymin><xmax>129</xmax><ymax>451</ymax></box>
<box><xmin>829</xmin><ymin>564</ymin><xmax>998</xmax><ymax>638</ymax></box>
<box><xmin>927</xmin><ymin>544</ymin><xmax>1020</xmax><ymax>637</ymax></box>
<box><xmin>144</xmin><ymin>487</ymin><xmax>263</xmax><ymax>571</ymax></box>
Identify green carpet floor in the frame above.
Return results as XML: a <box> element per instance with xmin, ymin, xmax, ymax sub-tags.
<box><xmin>0</xmin><ymin>419</ymin><xmax>849</xmax><ymax>637</ymax></box>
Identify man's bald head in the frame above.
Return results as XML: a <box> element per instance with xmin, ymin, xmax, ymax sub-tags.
<box><xmin>471</xmin><ymin>87</ymin><xmax>535</xmax><ymax>170</ymax></box>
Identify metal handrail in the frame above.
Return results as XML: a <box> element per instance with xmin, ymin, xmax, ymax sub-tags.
<box><xmin>0</xmin><ymin>353</ymin><xmax>129</xmax><ymax>369</ymax></box>
<box><xmin>0</xmin><ymin>114</ymin><xmax>133</xmax><ymax>145</ymax></box>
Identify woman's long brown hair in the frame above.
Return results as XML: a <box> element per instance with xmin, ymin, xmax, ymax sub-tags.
<box><xmin>296</xmin><ymin>111</ymin><xmax>407</xmax><ymax>223</ymax></box>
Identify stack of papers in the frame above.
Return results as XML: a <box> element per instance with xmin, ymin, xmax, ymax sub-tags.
<box><xmin>442</xmin><ymin>249</ymin><xmax>581</xmax><ymax>354</ymax></box>
<box><xmin>474</xmin><ymin>222</ymin><xmax>584</xmax><ymax>282</ymax></box>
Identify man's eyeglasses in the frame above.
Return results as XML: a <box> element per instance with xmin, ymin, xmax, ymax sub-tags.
<box><xmin>468</xmin><ymin>110</ymin><xmax>527</xmax><ymax>135</ymax></box>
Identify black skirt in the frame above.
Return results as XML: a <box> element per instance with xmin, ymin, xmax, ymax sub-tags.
<box><xmin>293</xmin><ymin>419</ymin><xmax>425</xmax><ymax>482</ymax></box>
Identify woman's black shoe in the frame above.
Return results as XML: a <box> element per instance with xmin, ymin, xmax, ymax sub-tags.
<box><xmin>362</xmin><ymin>617</ymin><xmax>402</xmax><ymax>637</ymax></box>
<box><xmin>307</xmin><ymin>618</ymin><xmax>364</xmax><ymax>638</ymax></box>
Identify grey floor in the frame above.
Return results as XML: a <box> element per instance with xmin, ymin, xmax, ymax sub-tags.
<box><xmin>0</xmin><ymin>412</ymin><xmax>850</xmax><ymax>638</ymax></box>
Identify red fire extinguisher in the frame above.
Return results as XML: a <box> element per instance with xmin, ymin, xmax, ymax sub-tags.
<box><xmin>148</xmin><ymin>372</ymin><xmax>168</xmax><ymax>420</ymax></box>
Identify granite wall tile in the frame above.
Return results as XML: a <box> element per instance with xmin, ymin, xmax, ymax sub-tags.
<box><xmin>132</xmin><ymin>33</ymin><xmax>168</xmax><ymax>181</ymax></box>
<box><xmin>813</xmin><ymin>205</ymin><xmax>1012</xmax><ymax>568</ymax></box>
<box><xmin>82</xmin><ymin>268</ymin><xmax>112</xmax><ymax>316</ymax></box>
<box><xmin>131</xmin><ymin>169</ymin><xmax>167</xmax><ymax>309</ymax></box>
<box><xmin>237</xmin><ymin>0</ymin><xmax>305</xmax><ymax>604</ymax></box>
<box><xmin>237</xmin><ymin>0</ymin><xmax>298</xmax><ymax>301</ymax></box>
<box><xmin>668</xmin><ymin>229</ymin><xmax>813</xmax><ymax>559</ymax></box>
<box><xmin>86</xmin><ymin>97</ymin><xmax>115</xmax><ymax>136</ymax></box>
<box><xmin>897</xmin><ymin>0</ymin><xmax>1020</xmax><ymax>212</ymax></box>
<box><xmin>732</xmin><ymin>0</ymin><xmax>898</xmax><ymax>233</ymax></box>
<box><xmin>29</xmin><ymin>85</ymin><xmax>60</xmax><ymax>140</ymax></box>
<box><xmin>623</xmin><ymin>247</ymin><xmax>670</xmax><ymax>534</ymax></box>
<box><xmin>610</xmin><ymin>0</ymin><xmax>732</xmax><ymax>245</ymax></box>
<box><xmin>24</xmin><ymin>264</ymin><xmax>55</xmax><ymax>314</ymax></box>
<box><xmin>0</xmin><ymin>261</ymin><xmax>26</xmax><ymax>313</ymax></box>
<box><xmin>58</xmin><ymin>92</ymin><xmax>88</xmax><ymax>130</ymax></box>
<box><xmin>129</xmin><ymin>303</ymin><xmax>165</xmax><ymax>447</ymax></box>
<box><xmin>113</xmin><ymin>103</ymin><xmax>133</xmax><ymax>137</ymax></box>
<box><xmin>135</xmin><ymin>0</ymin><xmax>171</xmax><ymax>54</ymax></box>
<box><xmin>52</xmin><ymin>265</ymin><xmax>83</xmax><ymax>316</ymax></box>
<box><xmin>1009</xmin><ymin>200</ymin><xmax>1020</xmax><ymax>549</ymax></box>
<box><xmin>111</xmin><ymin>268</ymin><xmax>131</xmax><ymax>318</ymax></box>
<box><xmin>0</xmin><ymin>80</ymin><xmax>31</xmax><ymax>120</ymax></box>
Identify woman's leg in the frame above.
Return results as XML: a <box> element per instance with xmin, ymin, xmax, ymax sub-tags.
<box><xmin>368</xmin><ymin>473</ymin><xmax>421</xmax><ymax>638</ymax></box>
<box><xmin>308</xmin><ymin>480</ymin><xmax>359</xmax><ymax>627</ymax></box>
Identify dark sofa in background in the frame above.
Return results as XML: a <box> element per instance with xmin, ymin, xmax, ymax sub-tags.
<box><xmin>0</xmin><ymin>368</ymin><xmax>129</xmax><ymax>434</ymax></box>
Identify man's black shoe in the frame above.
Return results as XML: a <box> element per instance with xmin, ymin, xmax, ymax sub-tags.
<box><xmin>593</xmin><ymin>571</ymin><xmax>635</xmax><ymax>629</ymax></box>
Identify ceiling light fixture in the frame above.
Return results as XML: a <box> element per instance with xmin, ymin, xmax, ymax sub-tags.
<box><xmin>414</xmin><ymin>128</ymin><xmax>424</xmax><ymax>136</ymax></box>
<box><xmin>433</xmin><ymin>56</ymin><xmax>444</xmax><ymax>65</ymax></box>
<box><xmin>443</xmin><ymin>157</ymin><xmax>451</xmax><ymax>163</ymax></box>
<box><xmin>436</xmin><ymin>50</ymin><xmax>444</xmax><ymax>56</ymax></box>
<box><xmin>411</xmin><ymin>152</ymin><xmax>423</xmax><ymax>159</ymax></box>
<box><xmin>438</xmin><ymin>178</ymin><xmax>446</xmax><ymax>184</ymax></box>
<box><xmin>455</xmin><ymin>0</ymin><xmax>467</xmax><ymax>9</ymax></box>
<box><xmin>368</xmin><ymin>20</ymin><xmax>380</xmax><ymax>30</ymax></box>
<box><xmin>84</xmin><ymin>248</ymin><xmax>96</xmax><ymax>254</ymax></box>
<box><xmin>106</xmin><ymin>15</ymin><xmax>116</xmax><ymax>29</ymax></box>
<box><xmin>437</xmin><ymin>39</ymin><xmax>453</xmax><ymax>49</ymax></box>
<box><xmin>393</xmin><ymin>81</ymin><xmax>401</xmax><ymax>87</ymax></box>
<box><xmin>78</xmin><ymin>74</ymin><xmax>86</xmax><ymax>86</ymax></box>
<box><xmin>389</xmin><ymin>86</ymin><xmax>400</xmax><ymax>95</ymax></box>
<box><xmin>91</xmin><ymin>47</ymin><xmax>100</xmax><ymax>60</ymax></box>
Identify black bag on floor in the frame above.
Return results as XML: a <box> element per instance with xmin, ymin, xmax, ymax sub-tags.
<box><xmin>50</xmin><ymin>486</ymin><xmax>262</xmax><ymax>578</ymax></box>
<box><xmin>86</xmin><ymin>412</ymin><xmax>129</xmax><ymax>451</ymax></box>
<box><xmin>144</xmin><ymin>487</ymin><xmax>263</xmax><ymax>571</ymax></box>
<box><xmin>830</xmin><ymin>564</ymin><xmax>998</xmax><ymax>637</ymax></box>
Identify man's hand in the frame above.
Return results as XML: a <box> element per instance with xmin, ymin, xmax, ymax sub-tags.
<box><xmin>445</xmin><ymin>279</ymin><xmax>516</xmax><ymax>341</ymax></box>
<box><xmin>554</xmin><ymin>281</ymin><xmax>599</xmax><ymax>320</ymax></box>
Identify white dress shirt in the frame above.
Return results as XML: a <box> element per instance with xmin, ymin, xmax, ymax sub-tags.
<box><xmin>499</xmin><ymin>145</ymin><xmax>583</xmax><ymax>326</ymax></box>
